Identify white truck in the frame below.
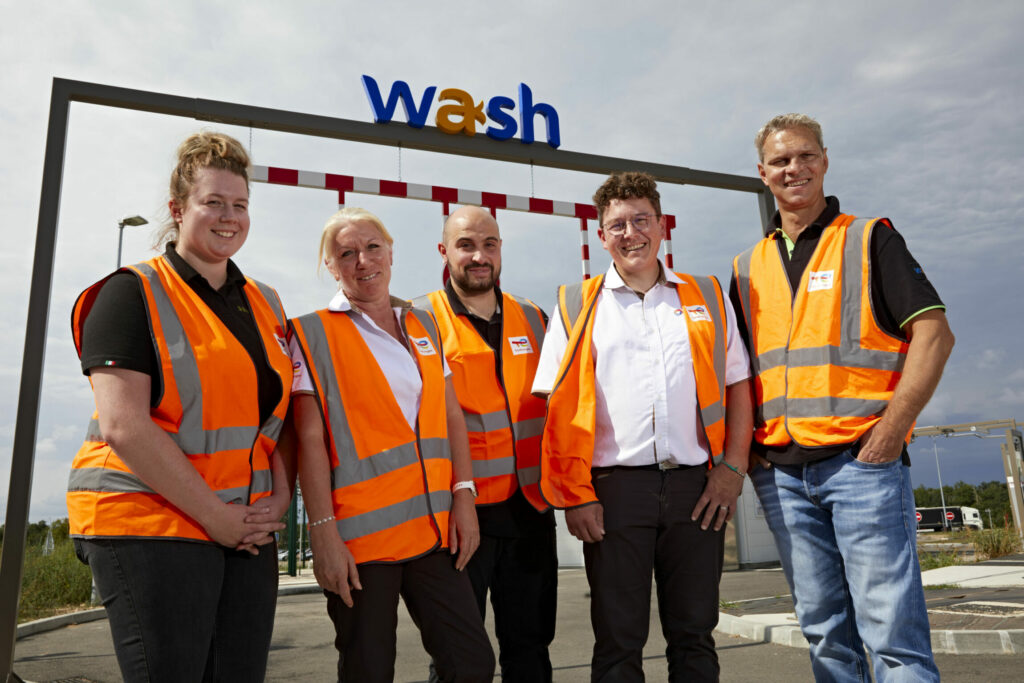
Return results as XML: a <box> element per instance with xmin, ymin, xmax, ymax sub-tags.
<box><xmin>915</xmin><ymin>506</ymin><xmax>984</xmax><ymax>531</ymax></box>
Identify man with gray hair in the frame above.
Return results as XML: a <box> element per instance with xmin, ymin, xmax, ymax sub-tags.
<box><xmin>731</xmin><ymin>113</ymin><xmax>954</xmax><ymax>681</ymax></box>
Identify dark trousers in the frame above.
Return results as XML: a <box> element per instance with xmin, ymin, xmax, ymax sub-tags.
<box><xmin>74</xmin><ymin>537</ymin><xmax>278</xmax><ymax>683</ymax></box>
<box><xmin>466</xmin><ymin>527</ymin><xmax>558</xmax><ymax>682</ymax></box>
<box><xmin>325</xmin><ymin>550</ymin><xmax>495</xmax><ymax>683</ymax></box>
<box><xmin>584</xmin><ymin>466</ymin><xmax>724</xmax><ymax>683</ymax></box>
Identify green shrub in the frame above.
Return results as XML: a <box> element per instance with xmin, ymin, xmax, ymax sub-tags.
<box><xmin>972</xmin><ymin>527</ymin><xmax>1023</xmax><ymax>560</ymax></box>
<box><xmin>18</xmin><ymin>541</ymin><xmax>93</xmax><ymax>623</ymax></box>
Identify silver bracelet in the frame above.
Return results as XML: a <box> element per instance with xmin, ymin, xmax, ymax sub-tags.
<box><xmin>308</xmin><ymin>516</ymin><xmax>336</xmax><ymax>529</ymax></box>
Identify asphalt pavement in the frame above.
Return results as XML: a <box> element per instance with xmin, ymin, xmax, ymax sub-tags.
<box><xmin>11</xmin><ymin>554</ymin><xmax>1024</xmax><ymax>682</ymax></box>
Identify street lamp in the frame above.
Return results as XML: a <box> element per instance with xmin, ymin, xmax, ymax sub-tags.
<box><xmin>116</xmin><ymin>215</ymin><xmax>148</xmax><ymax>268</ymax></box>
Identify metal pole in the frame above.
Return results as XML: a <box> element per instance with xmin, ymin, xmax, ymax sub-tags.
<box><xmin>116</xmin><ymin>222</ymin><xmax>125</xmax><ymax>268</ymax></box>
<box><xmin>0</xmin><ymin>78</ymin><xmax>71</xmax><ymax>682</ymax></box>
<box><xmin>933</xmin><ymin>439</ymin><xmax>949</xmax><ymax>530</ymax></box>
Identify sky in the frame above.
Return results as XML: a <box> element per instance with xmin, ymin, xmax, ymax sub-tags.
<box><xmin>1</xmin><ymin>0</ymin><xmax>1022</xmax><ymax>524</ymax></box>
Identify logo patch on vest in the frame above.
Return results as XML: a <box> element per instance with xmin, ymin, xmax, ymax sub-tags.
<box><xmin>507</xmin><ymin>335</ymin><xmax>534</xmax><ymax>355</ymax></box>
<box><xmin>685</xmin><ymin>305</ymin><xmax>712</xmax><ymax>323</ymax></box>
<box><xmin>410</xmin><ymin>336</ymin><xmax>437</xmax><ymax>356</ymax></box>
<box><xmin>808</xmin><ymin>270</ymin><xmax>835</xmax><ymax>292</ymax></box>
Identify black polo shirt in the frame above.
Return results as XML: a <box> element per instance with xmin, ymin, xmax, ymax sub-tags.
<box><xmin>442</xmin><ymin>280</ymin><xmax>554</xmax><ymax>537</ymax></box>
<box><xmin>728</xmin><ymin>197</ymin><xmax>945</xmax><ymax>465</ymax></box>
<box><xmin>79</xmin><ymin>244</ymin><xmax>281</xmax><ymax>425</ymax></box>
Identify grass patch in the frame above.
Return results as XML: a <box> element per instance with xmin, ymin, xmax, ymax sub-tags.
<box><xmin>18</xmin><ymin>541</ymin><xmax>93</xmax><ymax>623</ymax></box>
<box><xmin>719</xmin><ymin>599</ymin><xmax>739</xmax><ymax>609</ymax></box>
<box><xmin>917</xmin><ymin>547</ymin><xmax>961</xmax><ymax>571</ymax></box>
<box><xmin>924</xmin><ymin>584</ymin><xmax>961</xmax><ymax>591</ymax></box>
<box><xmin>972</xmin><ymin>527</ymin><xmax>1022</xmax><ymax>560</ymax></box>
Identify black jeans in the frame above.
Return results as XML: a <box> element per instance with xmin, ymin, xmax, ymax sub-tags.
<box><xmin>584</xmin><ymin>465</ymin><xmax>725</xmax><ymax>683</ymax></box>
<box><xmin>466</xmin><ymin>527</ymin><xmax>558</xmax><ymax>682</ymax></box>
<box><xmin>75</xmin><ymin>537</ymin><xmax>278</xmax><ymax>683</ymax></box>
<box><xmin>326</xmin><ymin>550</ymin><xmax>495</xmax><ymax>683</ymax></box>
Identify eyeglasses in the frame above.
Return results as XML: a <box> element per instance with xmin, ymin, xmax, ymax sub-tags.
<box><xmin>601</xmin><ymin>213</ymin><xmax>658</xmax><ymax>236</ymax></box>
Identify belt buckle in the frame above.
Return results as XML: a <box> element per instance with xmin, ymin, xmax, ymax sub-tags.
<box><xmin>658</xmin><ymin>460</ymin><xmax>679</xmax><ymax>471</ymax></box>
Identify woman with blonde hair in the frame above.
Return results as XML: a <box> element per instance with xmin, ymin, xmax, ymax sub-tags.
<box><xmin>289</xmin><ymin>207</ymin><xmax>495</xmax><ymax>682</ymax></box>
<box><xmin>68</xmin><ymin>131</ymin><xmax>295</xmax><ymax>682</ymax></box>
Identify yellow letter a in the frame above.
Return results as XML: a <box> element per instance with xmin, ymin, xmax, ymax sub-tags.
<box><xmin>436</xmin><ymin>88</ymin><xmax>486</xmax><ymax>136</ymax></box>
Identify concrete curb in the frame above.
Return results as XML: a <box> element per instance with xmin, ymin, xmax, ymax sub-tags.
<box><xmin>16</xmin><ymin>608</ymin><xmax>106</xmax><ymax>640</ymax></box>
<box><xmin>716</xmin><ymin>611</ymin><xmax>1024</xmax><ymax>655</ymax></box>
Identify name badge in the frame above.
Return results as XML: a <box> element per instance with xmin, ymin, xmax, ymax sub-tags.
<box><xmin>409</xmin><ymin>336</ymin><xmax>437</xmax><ymax>356</ymax></box>
<box><xmin>685</xmin><ymin>305</ymin><xmax>712</xmax><ymax>323</ymax></box>
<box><xmin>507</xmin><ymin>335</ymin><xmax>534</xmax><ymax>355</ymax></box>
<box><xmin>808</xmin><ymin>270</ymin><xmax>835</xmax><ymax>292</ymax></box>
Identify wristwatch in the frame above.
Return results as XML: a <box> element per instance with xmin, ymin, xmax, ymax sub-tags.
<box><xmin>453</xmin><ymin>480</ymin><xmax>478</xmax><ymax>498</ymax></box>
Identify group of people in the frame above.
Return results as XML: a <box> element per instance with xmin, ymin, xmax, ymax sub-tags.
<box><xmin>66</xmin><ymin>111</ymin><xmax>953</xmax><ymax>683</ymax></box>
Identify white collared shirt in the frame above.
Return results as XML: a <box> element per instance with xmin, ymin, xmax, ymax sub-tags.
<box><xmin>532</xmin><ymin>264</ymin><xmax>750</xmax><ymax>467</ymax></box>
<box><xmin>290</xmin><ymin>289</ymin><xmax>450</xmax><ymax>431</ymax></box>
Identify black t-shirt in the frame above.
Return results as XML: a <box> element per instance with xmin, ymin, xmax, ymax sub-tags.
<box><xmin>443</xmin><ymin>280</ymin><xmax>555</xmax><ymax>537</ymax></box>
<box><xmin>79</xmin><ymin>244</ymin><xmax>282</xmax><ymax>425</ymax></box>
<box><xmin>728</xmin><ymin>197</ymin><xmax>945</xmax><ymax>465</ymax></box>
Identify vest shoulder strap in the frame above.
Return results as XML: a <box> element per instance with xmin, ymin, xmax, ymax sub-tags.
<box><xmin>556</xmin><ymin>275</ymin><xmax>603</xmax><ymax>335</ymax></box>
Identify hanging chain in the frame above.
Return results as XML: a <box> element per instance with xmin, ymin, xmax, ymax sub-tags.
<box><xmin>398</xmin><ymin>142</ymin><xmax>402</xmax><ymax>182</ymax></box>
<box><xmin>530</xmin><ymin>161</ymin><xmax>535</xmax><ymax>197</ymax></box>
<box><xmin>248</xmin><ymin>125</ymin><xmax>253</xmax><ymax>159</ymax></box>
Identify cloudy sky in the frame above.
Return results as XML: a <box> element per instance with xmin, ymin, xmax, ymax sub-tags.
<box><xmin>1</xmin><ymin>1</ymin><xmax>1022</xmax><ymax>523</ymax></box>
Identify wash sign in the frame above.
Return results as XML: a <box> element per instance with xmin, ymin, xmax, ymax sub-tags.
<box><xmin>362</xmin><ymin>75</ymin><xmax>561</xmax><ymax>149</ymax></box>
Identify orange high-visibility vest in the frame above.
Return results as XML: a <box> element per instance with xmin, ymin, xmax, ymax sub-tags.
<box><xmin>732</xmin><ymin>215</ymin><xmax>910</xmax><ymax>448</ymax></box>
<box><xmin>540</xmin><ymin>272</ymin><xmax>729</xmax><ymax>509</ymax></box>
<box><xmin>414</xmin><ymin>290</ymin><xmax>548</xmax><ymax>511</ymax></box>
<box><xmin>290</xmin><ymin>304</ymin><xmax>453</xmax><ymax>564</ymax></box>
<box><xmin>67</xmin><ymin>256</ymin><xmax>292</xmax><ymax>541</ymax></box>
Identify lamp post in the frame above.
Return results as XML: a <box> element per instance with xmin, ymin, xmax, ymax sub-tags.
<box><xmin>932</xmin><ymin>438</ymin><xmax>950</xmax><ymax>531</ymax></box>
<box><xmin>117</xmin><ymin>215</ymin><xmax>148</xmax><ymax>268</ymax></box>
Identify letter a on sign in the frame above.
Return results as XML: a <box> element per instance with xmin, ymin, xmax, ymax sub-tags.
<box><xmin>436</xmin><ymin>88</ymin><xmax>486</xmax><ymax>136</ymax></box>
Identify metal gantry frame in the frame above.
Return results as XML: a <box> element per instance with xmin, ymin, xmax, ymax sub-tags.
<box><xmin>912</xmin><ymin>420</ymin><xmax>1024</xmax><ymax>536</ymax></box>
<box><xmin>0</xmin><ymin>77</ymin><xmax>773</xmax><ymax>678</ymax></box>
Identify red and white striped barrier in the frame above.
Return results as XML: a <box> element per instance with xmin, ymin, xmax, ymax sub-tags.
<box><xmin>252</xmin><ymin>164</ymin><xmax>676</xmax><ymax>278</ymax></box>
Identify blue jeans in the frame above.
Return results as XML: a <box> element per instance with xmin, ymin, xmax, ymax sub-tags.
<box><xmin>750</xmin><ymin>451</ymin><xmax>939</xmax><ymax>682</ymax></box>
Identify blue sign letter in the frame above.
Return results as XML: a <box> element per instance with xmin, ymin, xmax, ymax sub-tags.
<box><xmin>361</xmin><ymin>75</ymin><xmax>436</xmax><ymax>129</ymax></box>
<box><xmin>518</xmin><ymin>83</ymin><xmax>560</xmax><ymax>149</ymax></box>
<box><xmin>485</xmin><ymin>96</ymin><xmax>518</xmax><ymax>142</ymax></box>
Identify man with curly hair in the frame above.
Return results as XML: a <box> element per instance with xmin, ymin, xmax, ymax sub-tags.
<box><xmin>533</xmin><ymin>172</ymin><xmax>753</xmax><ymax>681</ymax></box>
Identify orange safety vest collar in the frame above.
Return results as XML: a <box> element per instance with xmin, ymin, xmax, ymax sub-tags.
<box><xmin>290</xmin><ymin>303</ymin><xmax>453</xmax><ymax>565</ymax></box>
<box><xmin>732</xmin><ymin>214</ymin><xmax>910</xmax><ymax>448</ymax></box>
<box><xmin>540</xmin><ymin>272</ymin><xmax>729</xmax><ymax>510</ymax></box>
<box><xmin>67</xmin><ymin>255</ymin><xmax>292</xmax><ymax>542</ymax></box>
<box><xmin>414</xmin><ymin>290</ymin><xmax>549</xmax><ymax>512</ymax></box>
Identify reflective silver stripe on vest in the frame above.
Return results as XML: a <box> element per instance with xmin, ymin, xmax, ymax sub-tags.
<box><xmin>759</xmin><ymin>395</ymin><xmax>892</xmax><ymax>422</ymax></box>
<box><xmin>296</xmin><ymin>312</ymin><xmax>453</xmax><ymax>492</ymax></box>
<box><xmin>733</xmin><ymin>246</ymin><xmax>756</xmax><ymax>371</ymax></box>
<box><xmin>690</xmin><ymin>275</ymin><xmax>728</xmax><ymax>458</ymax></box>
<box><xmin>508</xmin><ymin>294</ymin><xmax>546</xmax><ymax>346</ymax></box>
<box><xmin>463</xmin><ymin>409</ymin><xmax>511</xmax><ymax>434</ymax></box>
<box><xmin>472</xmin><ymin>456</ymin><xmax>516</xmax><ymax>479</ymax></box>
<box><xmin>512</xmin><ymin>416</ymin><xmax>544</xmax><ymax>441</ymax></box>
<box><xmin>259</xmin><ymin>414</ymin><xmax>285</xmax><ymax>443</ymax></box>
<box><xmin>406</xmin><ymin>306</ymin><xmax>441</xmax><ymax>355</ymax></box>
<box><xmin>67</xmin><ymin>467</ymin><xmax>271</xmax><ymax>504</ymax></box>
<box><xmin>463</xmin><ymin>411</ymin><xmax>542</xmax><ymax>442</ymax></box>
<box><xmin>410</xmin><ymin>294</ymin><xmax>432</xmax><ymax>312</ymax></box>
<box><xmin>558</xmin><ymin>280</ymin><xmax>587</xmax><ymax>333</ymax></box>
<box><xmin>517</xmin><ymin>465</ymin><xmax>540</xmax><ymax>486</ymax></box>
<box><xmin>135</xmin><ymin>262</ymin><xmax>259</xmax><ymax>456</ymax></box>
<box><xmin>337</xmin><ymin>489</ymin><xmax>453</xmax><ymax>540</ymax></box>
<box><xmin>250</xmin><ymin>279</ymin><xmax>286</xmax><ymax>329</ymax></box>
